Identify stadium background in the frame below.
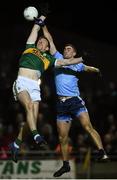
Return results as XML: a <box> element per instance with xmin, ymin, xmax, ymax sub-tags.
<box><xmin>0</xmin><ymin>0</ymin><xmax>117</xmax><ymax>178</ymax></box>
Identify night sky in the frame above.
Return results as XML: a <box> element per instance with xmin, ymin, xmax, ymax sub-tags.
<box><xmin>0</xmin><ymin>0</ymin><xmax>117</xmax><ymax>82</ymax></box>
<box><xmin>1</xmin><ymin>0</ymin><xmax>117</xmax><ymax>45</ymax></box>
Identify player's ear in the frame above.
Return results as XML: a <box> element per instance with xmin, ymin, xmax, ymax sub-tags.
<box><xmin>73</xmin><ymin>51</ymin><xmax>76</xmax><ymax>57</ymax></box>
<box><xmin>46</xmin><ymin>46</ymin><xmax>49</xmax><ymax>51</ymax></box>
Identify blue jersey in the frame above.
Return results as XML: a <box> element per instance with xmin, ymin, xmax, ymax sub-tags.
<box><xmin>54</xmin><ymin>51</ymin><xmax>85</xmax><ymax>96</ymax></box>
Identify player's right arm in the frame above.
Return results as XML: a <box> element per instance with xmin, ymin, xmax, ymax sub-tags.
<box><xmin>55</xmin><ymin>57</ymin><xmax>83</xmax><ymax>67</ymax></box>
<box><xmin>26</xmin><ymin>15</ymin><xmax>46</xmax><ymax>44</ymax></box>
<box><xmin>42</xmin><ymin>25</ymin><xmax>57</xmax><ymax>55</ymax></box>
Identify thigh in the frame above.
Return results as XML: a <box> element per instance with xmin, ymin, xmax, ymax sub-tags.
<box><xmin>70</xmin><ymin>97</ymin><xmax>88</xmax><ymax>117</ymax></box>
<box><xmin>17</xmin><ymin>90</ymin><xmax>32</xmax><ymax>109</ymax></box>
<box><xmin>78</xmin><ymin>111</ymin><xmax>93</xmax><ymax>128</ymax></box>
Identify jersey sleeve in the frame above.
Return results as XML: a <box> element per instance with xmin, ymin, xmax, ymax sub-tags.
<box><xmin>76</xmin><ymin>63</ymin><xmax>85</xmax><ymax>72</ymax></box>
<box><xmin>53</xmin><ymin>51</ymin><xmax>63</xmax><ymax>59</ymax></box>
<box><xmin>25</xmin><ymin>44</ymin><xmax>36</xmax><ymax>49</ymax></box>
<box><xmin>45</xmin><ymin>53</ymin><xmax>57</xmax><ymax>66</ymax></box>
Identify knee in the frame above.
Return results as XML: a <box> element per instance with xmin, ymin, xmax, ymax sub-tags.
<box><xmin>26</xmin><ymin>102</ymin><xmax>33</xmax><ymax>112</ymax></box>
<box><xmin>59</xmin><ymin>135</ymin><xmax>68</xmax><ymax>145</ymax></box>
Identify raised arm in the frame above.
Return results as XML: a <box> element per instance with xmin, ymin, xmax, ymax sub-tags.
<box><xmin>26</xmin><ymin>15</ymin><xmax>46</xmax><ymax>44</ymax></box>
<box><xmin>36</xmin><ymin>17</ymin><xmax>83</xmax><ymax>66</ymax></box>
<box><xmin>42</xmin><ymin>25</ymin><xmax>57</xmax><ymax>55</ymax></box>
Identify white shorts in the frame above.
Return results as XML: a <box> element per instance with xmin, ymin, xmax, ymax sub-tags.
<box><xmin>13</xmin><ymin>76</ymin><xmax>41</xmax><ymax>102</ymax></box>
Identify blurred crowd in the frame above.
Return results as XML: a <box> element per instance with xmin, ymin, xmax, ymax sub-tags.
<box><xmin>0</xmin><ymin>47</ymin><xmax>117</xmax><ymax>160</ymax></box>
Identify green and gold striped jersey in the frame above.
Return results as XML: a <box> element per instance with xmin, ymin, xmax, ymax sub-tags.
<box><xmin>19</xmin><ymin>44</ymin><xmax>56</xmax><ymax>74</ymax></box>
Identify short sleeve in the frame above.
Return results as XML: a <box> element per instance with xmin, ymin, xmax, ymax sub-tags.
<box><xmin>25</xmin><ymin>44</ymin><xmax>35</xmax><ymax>49</ymax></box>
<box><xmin>53</xmin><ymin>51</ymin><xmax>63</xmax><ymax>59</ymax></box>
<box><xmin>76</xmin><ymin>63</ymin><xmax>85</xmax><ymax>72</ymax></box>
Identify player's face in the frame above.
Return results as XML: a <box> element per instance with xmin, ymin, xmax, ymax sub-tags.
<box><xmin>63</xmin><ymin>46</ymin><xmax>76</xmax><ymax>59</ymax></box>
<box><xmin>37</xmin><ymin>38</ymin><xmax>49</xmax><ymax>52</ymax></box>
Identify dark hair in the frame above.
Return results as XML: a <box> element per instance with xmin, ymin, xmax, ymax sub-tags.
<box><xmin>64</xmin><ymin>43</ymin><xmax>77</xmax><ymax>55</ymax></box>
<box><xmin>38</xmin><ymin>36</ymin><xmax>50</xmax><ymax>50</ymax></box>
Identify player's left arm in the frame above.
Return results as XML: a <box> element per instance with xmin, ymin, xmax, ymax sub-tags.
<box><xmin>84</xmin><ymin>65</ymin><xmax>100</xmax><ymax>73</ymax></box>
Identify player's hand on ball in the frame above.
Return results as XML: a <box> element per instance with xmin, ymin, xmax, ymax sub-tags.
<box><xmin>34</xmin><ymin>17</ymin><xmax>45</xmax><ymax>27</ymax></box>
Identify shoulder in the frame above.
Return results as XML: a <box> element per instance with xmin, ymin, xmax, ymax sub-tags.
<box><xmin>53</xmin><ymin>51</ymin><xmax>63</xmax><ymax>59</ymax></box>
<box><xmin>74</xmin><ymin>63</ymin><xmax>85</xmax><ymax>71</ymax></box>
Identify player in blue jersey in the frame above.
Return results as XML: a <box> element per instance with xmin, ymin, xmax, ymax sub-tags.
<box><xmin>42</xmin><ymin>24</ymin><xmax>109</xmax><ymax>177</ymax></box>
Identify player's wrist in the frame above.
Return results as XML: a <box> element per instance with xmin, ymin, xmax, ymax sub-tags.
<box><xmin>34</xmin><ymin>17</ymin><xmax>45</xmax><ymax>27</ymax></box>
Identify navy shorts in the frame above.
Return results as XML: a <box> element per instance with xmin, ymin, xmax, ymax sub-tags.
<box><xmin>56</xmin><ymin>96</ymin><xmax>88</xmax><ymax>122</ymax></box>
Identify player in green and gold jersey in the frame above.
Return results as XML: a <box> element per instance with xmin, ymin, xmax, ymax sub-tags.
<box><xmin>9</xmin><ymin>15</ymin><xmax>83</xmax><ymax>163</ymax></box>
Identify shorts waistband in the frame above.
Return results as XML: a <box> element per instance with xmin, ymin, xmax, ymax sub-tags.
<box><xmin>58</xmin><ymin>96</ymin><xmax>74</xmax><ymax>101</ymax></box>
<box><xmin>17</xmin><ymin>76</ymin><xmax>39</xmax><ymax>83</ymax></box>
